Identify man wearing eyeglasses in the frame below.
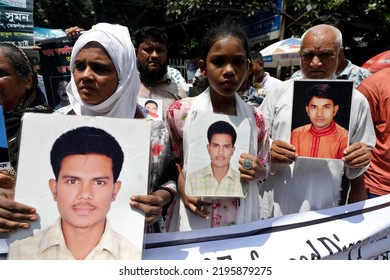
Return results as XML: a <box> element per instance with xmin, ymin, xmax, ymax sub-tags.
<box><xmin>258</xmin><ymin>24</ymin><xmax>376</xmax><ymax>219</ymax></box>
<box><xmin>290</xmin><ymin>15</ymin><xmax>372</xmax><ymax>87</ymax></box>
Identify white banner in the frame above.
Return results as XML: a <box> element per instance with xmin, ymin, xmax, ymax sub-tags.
<box><xmin>144</xmin><ymin>194</ymin><xmax>390</xmax><ymax>260</ymax></box>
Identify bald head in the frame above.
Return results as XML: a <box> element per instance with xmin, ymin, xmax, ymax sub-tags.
<box><xmin>299</xmin><ymin>24</ymin><xmax>343</xmax><ymax>79</ymax></box>
<box><xmin>301</xmin><ymin>24</ymin><xmax>343</xmax><ymax>50</ymax></box>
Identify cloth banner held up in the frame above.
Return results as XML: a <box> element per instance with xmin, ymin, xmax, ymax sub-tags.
<box><xmin>144</xmin><ymin>194</ymin><xmax>390</xmax><ymax>260</ymax></box>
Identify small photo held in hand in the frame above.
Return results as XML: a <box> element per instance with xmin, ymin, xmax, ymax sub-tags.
<box><xmin>185</xmin><ymin>111</ymin><xmax>251</xmax><ymax>197</ymax></box>
<box><xmin>291</xmin><ymin>80</ymin><xmax>353</xmax><ymax>159</ymax></box>
<box><xmin>139</xmin><ymin>97</ymin><xmax>163</xmax><ymax>120</ymax></box>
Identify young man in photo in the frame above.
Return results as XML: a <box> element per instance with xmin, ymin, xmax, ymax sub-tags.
<box><xmin>186</xmin><ymin>121</ymin><xmax>243</xmax><ymax>197</ymax></box>
<box><xmin>9</xmin><ymin>126</ymin><xmax>140</xmax><ymax>260</ymax></box>
<box><xmin>291</xmin><ymin>83</ymin><xmax>348</xmax><ymax>159</ymax></box>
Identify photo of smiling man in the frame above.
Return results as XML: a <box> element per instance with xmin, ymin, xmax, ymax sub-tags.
<box><xmin>290</xmin><ymin>81</ymin><xmax>352</xmax><ymax>159</ymax></box>
<box><xmin>8</xmin><ymin>126</ymin><xmax>140</xmax><ymax>260</ymax></box>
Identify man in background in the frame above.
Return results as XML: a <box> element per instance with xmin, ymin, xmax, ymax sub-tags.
<box><xmin>356</xmin><ymin>68</ymin><xmax>390</xmax><ymax>198</ymax></box>
<box><xmin>134</xmin><ymin>26</ymin><xmax>187</xmax><ymax>119</ymax></box>
<box><xmin>259</xmin><ymin>24</ymin><xmax>375</xmax><ymax>218</ymax></box>
<box><xmin>290</xmin><ymin>13</ymin><xmax>373</xmax><ymax>203</ymax></box>
<box><xmin>251</xmin><ymin>52</ymin><xmax>283</xmax><ymax>101</ymax></box>
<box><xmin>291</xmin><ymin>13</ymin><xmax>371</xmax><ymax>87</ymax></box>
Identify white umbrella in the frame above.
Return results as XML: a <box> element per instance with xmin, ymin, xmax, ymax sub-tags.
<box><xmin>260</xmin><ymin>37</ymin><xmax>301</xmax><ymax>68</ymax></box>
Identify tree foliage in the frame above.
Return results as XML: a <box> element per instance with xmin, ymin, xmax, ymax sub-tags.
<box><xmin>164</xmin><ymin>0</ymin><xmax>390</xmax><ymax>63</ymax></box>
<box><xmin>34</xmin><ymin>0</ymin><xmax>95</xmax><ymax>29</ymax></box>
<box><xmin>283</xmin><ymin>0</ymin><xmax>390</xmax><ymax>64</ymax></box>
<box><xmin>33</xmin><ymin>0</ymin><xmax>390</xmax><ymax>63</ymax></box>
<box><xmin>165</xmin><ymin>0</ymin><xmax>265</xmax><ymax>18</ymax></box>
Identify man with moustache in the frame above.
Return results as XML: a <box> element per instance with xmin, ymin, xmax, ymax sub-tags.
<box><xmin>134</xmin><ymin>26</ymin><xmax>187</xmax><ymax>119</ymax></box>
<box><xmin>55</xmin><ymin>80</ymin><xmax>70</xmax><ymax>109</ymax></box>
<box><xmin>290</xmin><ymin>82</ymin><xmax>348</xmax><ymax>159</ymax></box>
<box><xmin>258</xmin><ymin>24</ymin><xmax>376</xmax><ymax>218</ymax></box>
<box><xmin>186</xmin><ymin>121</ymin><xmax>244</xmax><ymax>197</ymax></box>
<box><xmin>9</xmin><ymin>126</ymin><xmax>140</xmax><ymax>260</ymax></box>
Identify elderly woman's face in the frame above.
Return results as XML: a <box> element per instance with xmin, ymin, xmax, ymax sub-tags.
<box><xmin>73</xmin><ymin>44</ymin><xmax>119</xmax><ymax>105</ymax></box>
<box><xmin>0</xmin><ymin>50</ymin><xmax>32</xmax><ymax>111</ymax></box>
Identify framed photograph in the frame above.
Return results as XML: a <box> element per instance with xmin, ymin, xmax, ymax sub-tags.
<box><xmin>49</xmin><ymin>76</ymin><xmax>71</xmax><ymax>109</ymax></box>
<box><xmin>185</xmin><ymin>111</ymin><xmax>251</xmax><ymax>197</ymax></box>
<box><xmin>8</xmin><ymin>113</ymin><xmax>151</xmax><ymax>260</ymax></box>
<box><xmin>291</xmin><ymin>80</ymin><xmax>353</xmax><ymax>159</ymax></box>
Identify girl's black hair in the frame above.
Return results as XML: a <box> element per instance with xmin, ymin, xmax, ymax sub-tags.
<box><xmin>200</xmin><ymin>21</ymin><xmax>250</xmax><ymax>62</ymax></box>
<box><xmin>50</xmin><ymin>126</ymin><xmax>124</xmax><ymax>182</ymax></box>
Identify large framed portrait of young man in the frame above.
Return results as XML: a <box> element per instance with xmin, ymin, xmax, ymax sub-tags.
<box><xmin>8</xmin><ymin>113</ymin><xmax>151</xmax><ymax>260</ymax></box>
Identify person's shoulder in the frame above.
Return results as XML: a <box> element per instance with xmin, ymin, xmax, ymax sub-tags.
<box><xmin>167</xmin><ymin>96</ymin><xmax>193</xmax><ymax>114</ymax></box>
<box><xmin>230</xmin><ymin>166</ymin><xmax>241</xmax><ymax>176</ymax></box>
<box><xmin>159</xmin><ymin>73</ymin><xmax>172</xmax><ymax>84</ymax></box>
<box><xmin>188</xmin><ymin>165</ymin><xmax>208</xmax><ymax>176</ymax></box>
<box><xmin>10</xmin><ymin>226</ymin><xmax>51</xmax><ymax>250</ymax></box>
<box><xmin>291</xmin><ymin>70</ymin><xmax>304</xmax><ymax>79</ymax></box>
<box><xmin>105</xmin><ymin>226</ymin><xmax>141</xmax><ymax>260</ymax></box>
<box><xmin>273</xmin><ymin>79</ymin><xmax>294</xmax><ymax>92</ymax></box>
<box><xmin>335</xmin><ymin>122</ymin><xmax>348</xmax><ymax>134</ymax></box>
<box><xmin>292</xmin><ymin>124</ymin><xmax>310</xmax><ymax>134</ymax></box>
<box><xmin>268</xmin><ymin>75</ymin><xmax>283</xmax><ymax>84</ymax></box>
<box><xmin>168</xmin><ymin>66</ymin><xmax>189</xmax><ymax>89</ymax></box>
<box><xmin>360</xmin><ymin>67</ymin><xmax>390</xmax><ymax>84</ymax></box>
<box><xmin>187</xmin><ymin>165</ymin><xmax>210</xmax><ymax>182</ymax></box>
<box><xmin>112</xmin><ymin>230</ymin><xmax>140</xmax><ymax>252</ymax></box>
<box><xmin>351</xmin><ymin>88</ymin><xmax>373</xmax><ymax>118</ymax></box>
<box><xmin>351</xmin><ymin>63</ymin><xmax>372</xmax><ymax>77</ymax></box>
<box><xmin>352</xmin><ymin>87</ymin><xmax>371</xmax><ymax>101</ymax></box>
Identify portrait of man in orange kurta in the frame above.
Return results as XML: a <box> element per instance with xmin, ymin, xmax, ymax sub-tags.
<box><xmin>291</xmin><ymin>81</ymin><xmax>352</xmax><ymax>159</ymax></box>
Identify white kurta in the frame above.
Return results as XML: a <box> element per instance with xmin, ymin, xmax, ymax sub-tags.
<box><xmin>258</xmin><ymin>79</ymin><xmax>376</xmax><ymax>218</ymax></box>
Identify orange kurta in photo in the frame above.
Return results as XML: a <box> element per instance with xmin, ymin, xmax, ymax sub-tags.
<box><xmin>291</xmin><ymin>120</ymin><xmax>348</xmax><ymax>159</ymax></box>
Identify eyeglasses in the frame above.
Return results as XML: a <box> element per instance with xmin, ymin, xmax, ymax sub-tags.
<box><xmin>301</xmin><ymin>52</ymin><xmax>335</xmax><ymax>62</ymax></box>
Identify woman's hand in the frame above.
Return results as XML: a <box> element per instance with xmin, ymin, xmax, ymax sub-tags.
<box><xmin>0</xmin><ymin>196</ymin><xmax>37</xmax><ymax>233</ymax></box>
<box><xmin>65</xmin><ymin>26</ymin><xmax>85</xmax><ymax>37</ymax></box>
<box><xmin>130</xmin><ymin>191</ymin><xmax>167</xmax><ymax>225</ymax></box>
<box><xmin>0</xmin><ymin>171</ymin><xmax>36</xmax><ymax>233</ymax></box>
<box><xmin>182</xmin><ymin>194</ymin><xmax>211</xmax><ymax>219</ymax></box>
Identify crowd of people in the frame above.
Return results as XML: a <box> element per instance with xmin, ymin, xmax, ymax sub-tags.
<box><xmin>0</xmin><ymin>17</ymin><xmax>388</xmax><ymax>260</ymax></box>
